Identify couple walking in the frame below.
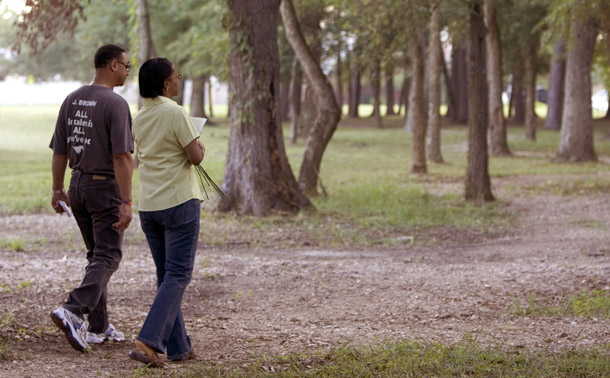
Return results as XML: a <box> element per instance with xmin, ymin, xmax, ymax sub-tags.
<box><xmin>49</xmin><ymin>44</ymin><xmax>205</xmax><ymax>367</ymax></box>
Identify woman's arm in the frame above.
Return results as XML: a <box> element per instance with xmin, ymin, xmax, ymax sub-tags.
<box><xmin>184</xmin><ymin>138</ymin><xmax>205</xmax><ymax>165</ymax></box>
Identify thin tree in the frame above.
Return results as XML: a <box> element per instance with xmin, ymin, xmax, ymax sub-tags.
<box><xmin>545</xmin><ymin>40</ymin><xmax>566</xmax><ymax>130</ymax></box>
<box><xmin>220</xmin><ymin>0</ymin><xmax>311</xmax><ymax>214</ymax></box>
<box><xmin>280</xmin><ymin>0</ymin><xmax>342</xmax><ymax>196</ymax></box>
<box><xmin>190</xmin><ymin>74</ymin><xmax>208</xmax><ymax>118</ymax></box>
<box><xmin>558</xmin><ymin>11</ymin><xmax>599</xmax><ymax>162</ymax></box>
<box><xmin>465</xmin><ymin>1</ymin><xmax>494</xmax><ymax>202</ymax></box>
<box><xmin>524</xmin><ymin>39</ymin><xmax>539</xmax><ymax>140</ymax></box>
<box><xmin>427</xmin><ymin>1</ymin><xmax>444</xmax><ymax>164</ymax></box>
<box><xmin>409</xmin><ymin>33</ymin><xmax>428</xmax><ymax>173</ymax></box>
<box><xmin>484</xmin><ymin>0</ymin><xmax>511</xmax><ymax>155</ymax></box>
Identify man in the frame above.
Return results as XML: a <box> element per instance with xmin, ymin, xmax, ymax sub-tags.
<box><xmin>49</xmin><ymin>44</ymin><xmax>133</xmax><ymax>353</ymax></box>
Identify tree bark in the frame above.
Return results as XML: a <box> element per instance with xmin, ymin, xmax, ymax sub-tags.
<box><xmin>409</xmin><ymin>34</ymin><xmax>427</xmax><ymax>174</ymax></box>
<box><xmin>465</xmin><ymin>2</ymin><xmax>493</xmax><ymax>202</ymax></box>
<box><xmin>220</xmin><ymin>0</ymin><xmax>311</xmax><ymax>215</ymax></box>
<box><xmin>449</xmin><ymin>47</ymin><xmax>469</xmax><ymax>123</ymax></box>
<box><xmin>544</xmin><ymin>40</ymin><xmax>566</xmax><ymax>130</ymax></box>
<box><xmin>524</xmin><ymin>40</ymin><xmax>538</xmax><ymax>140</ymax></box>
<box><xmin>370</xmin><ymin>59</ymin><xmax>383</xmax><ymax>128</ymax></box>
<box><xmin>558</xmin><ymin>14</ymin><xmax>598</xmax><ymax>162</ymax></box>
<box><xmin>427</xmin><ymin>2</ymin><xmax>443</xmax><ymax>163</ymax></box>
<box><xmin>280</xmin><ymin>0</ymin><xmax>342</xmax><ymax>196</ymax></box>
<box><xmin>135</xmin><ymin>0</ymin><xmax>156</xmax><ymax>109</ymax></box>
<box><xmin>348</xmin><ymin>60</ymin><xmax>361</xmax><ymax>118</ymax></box>
<box><xmin>385</xmin><ymin>66</ymin><xmax>395</xmax><ymax>116</ymax></box>
<box><xmin>289</xmin><ymin>56</ymin><xmax>302</xmax><ymax>144</ymax></box>
<box><xmin>398</xmin><ymin>75</ymin><xmax>410</xmax><ymax>116</ymax></box>
<box><xmin>511</xmin><ymin>68</ymin><xmax>526</xmax><ymax>124</ymax></box>
<box><xmin>208</xmin><ymin>76</ymin><xmax>215</xmax><ymax>119</ymax></box>
<box><xmin>335</xmin><ymin>45</ymin><xmax>343</xmax><ymax>112</ymax></box>
<box><xmin>190</xmin><ymin>74</ymin><xmax>208</xmax><ymax>118</ymax></box>
<box><xmin>484</xmin><ymin>0</ymin><xmax>511</xmax><ymax>156</ymax></box>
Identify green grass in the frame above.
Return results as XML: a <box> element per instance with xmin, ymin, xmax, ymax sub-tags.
<box><xmin>512</xmin><ymin>290</ymin><xmax>610</xmax><ymax>319</ymax></box>
<box><xmin>130</xmin><ymin>336</ymin><xmax>610</xmax><ymax>377</ymax></box>
<box><xmin>2</xmin><ymin>105</ymin><xmax>610</xmax><ymax>247</ymax></box>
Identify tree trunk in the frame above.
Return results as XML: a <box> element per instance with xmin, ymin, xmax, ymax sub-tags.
<box><xmin>511</xmin><ymin>68</ymin><xmax>526</xmax><ymax>124</ymax></box>
<box><xmin>398</xmin><ymin>75</ymin><xmax>410</xmax><ymax>116</ymax></box>
<box><xmin>220</xmin><ymin>0</ymin><xmax>311</xmax><ymax>215</ymax></box>
<box><xmin>441</xmin><ymin>45</ymin><xmax>455</xmax><ymax>120</ymax></box>
<box><xmin>289</xmin><ymin>56</ymin><xmax>302</xmax><ymax>144</ymax></box>
<box><xmin>484</xmin><ymin>0</ymin><xmax>511</xmax><ymax>156</ymax></box>
<box><xmin>190</xmin><ymin>74</ymin><xmax>208</xmax><ymax>118</ymax></box>
<box><xmin>545</xmin><ymin>40</ymin><xmax>566</xmax><ymax>130</ymax></box>
<box><xmin>385</xmin><ymin>66</ymin><xmax>395</xmax><ymax>116</ymax></box>
<box><xmin>176</xmin><ymin>74</ymin><xmax>186</xmax><ymax>106</ymax></box>
<box><xmin>280</xmin><ymin>0</ymin><xmax>342</xmax><ymax>196</ymax></box>
<box><xmin>370</xmin><ymin>59</ymin><xmax>383</xmax><ymax>128</ymax></box>
<box><xmin>449</xmin><ymin>47</ymin><xmax>469</xmax><ymax>123</ymax></box>
<box><xmin>348</xmin><ymin>61</ymin><xmax>361</xmax><ymax>118</ymax></box>
<box><xmin>427</xmin><ymin>2</ymin><xmax>443</xmax><ymax>163</ymax></box>
<box><xmin>524</xmin><ymin>40</ymin><xmax>538</xmax><ymax>140</ymax></box>
<box><xmin>409</xmin><ymin>34</ymin><xmax>427</xmax><ymax>174</ymax></box>
<box><xmin>135</xmin><ymin>0</ymin><xmax>156</xmax><ymax>109</ymax></box>
<box><xmin>207</xmin><ymin>77</ymin><xmax>215</xmax><ymax>119</ymax></box>
<box><xmin>558</xmin><ymin>15</ymin><xmax>598</xmax><ymax>162</ymax></box>
<box><xmin>465</xmin><ymin>1</ymin><xmax>493</xmax><ymax>202</ymax></box>
<box><xmin>335</xmin><ymin>43</ymin><xmax>343</xmax><ymax>111</ymax></box>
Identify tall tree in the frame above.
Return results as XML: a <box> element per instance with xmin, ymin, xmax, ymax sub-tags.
<box><xmin>409</xmin><ymin>33</ymin><xmax>428</xmax><ymax>173</ymax></box>
<box><xmin>370</xmin><ymin>59</ymin><xmax>383</xmax><ymax>128</ymax></box>
<box><xmin>385</xmin><ymin>65</ymin><xmax>396</xmax><ymax>116</ymax></box>
<box><xmin>545</xmin><ymin>40</ymin><xmax>566</xmax><ymax>130</ymax></box>
<box><xmin>448</xmin><ymin>47</ymin><xmax>469</xmax><ymax>123</ymax></box>
<box><xmin>427</xmin><ymin>1</ymin><xmax>444</xmax><ymax>164</ymax></box>
<box><xmin>558</xmin><ymin>6</ymin><xmax>599</xmax><ymax>162</ymax></box>
<box><xmin>524</xmin><ymin>37</ymin><xmax>539</xmax><ymax>140</ymax></box>
<box><xmin>190</xmin><ymin>74</ymin><xmax>208</xmax><ymax>118</ymax></box>
<box><xmin>220</xmin><ymin>0</ymin><xmax>311</xmax><ymax>214</ymax></box>
<box><xmin>280</xmin><ymin>0</ymin><xmax>341</xmax><ymax>196</ymax></box>
<box><xmin>465</xmin><ymin>1</ymin><xmax>493</xmax><ymax>202</ymax></box>
<box><xmin>484</xmin><ymin>0</ymin><xmax>511</xmax><ymax>155</ymax></box>
<box><xmin>135</xmin><ymin>0</ymin><xmax>157</xmax><ymax>64</ymax></box>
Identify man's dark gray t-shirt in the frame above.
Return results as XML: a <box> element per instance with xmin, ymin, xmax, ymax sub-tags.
<box><xmin>50</xmin><ymin>85</ymin><xmax>133</xmax><ymax>176</ymax></box>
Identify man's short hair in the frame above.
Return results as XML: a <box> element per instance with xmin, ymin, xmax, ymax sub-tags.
<box><xmin>139</xmin><ymin>58</ymin><xmax>173</xmax><ymax>98</ymax></box>
<box><xmin>94</xmin><ymin>44</ymin><xmax>127</xmax><ymax>68</ymax></box>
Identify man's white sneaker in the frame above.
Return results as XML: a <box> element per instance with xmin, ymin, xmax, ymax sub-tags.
<box><xmin>50</xmin><ymin>307</ymin><xmax>91</xmax><ymax>353</ymax></box>
<box><xmin>86</xmin><ymin>323</ymin><xmax>125</xmax><ymax>344</ymax></box>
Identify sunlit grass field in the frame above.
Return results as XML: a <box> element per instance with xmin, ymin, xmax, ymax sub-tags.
<box><xmin>1</xmin><ymin>105</ymin><xmax>610</xmax><ymax>244</ymax></box>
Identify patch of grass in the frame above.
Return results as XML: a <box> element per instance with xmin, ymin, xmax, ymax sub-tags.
<box><xmin>0</xmin><ymin>337</ymin><xmax>11</xmax><ymax>361</ymax></box>
<box><xmin>0</xmin><ymin>311</ymin><xmax>15</xmax><ymax>327</ymax></box>
<box><xmin>171</xmin><ymin>337</ymin><xmax>610</xmax><ymax>377</ymax></box>
<box><xmin>0</xmin><ymin>237</ymin><xmax>26</xmax><ymax>252</ymax></box>
<box><xmin>512</xmin><ymin>290</ymin><xmax>610</xmax><ymax>319</ymax></box>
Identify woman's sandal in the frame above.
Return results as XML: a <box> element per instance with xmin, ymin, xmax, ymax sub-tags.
<box><xmin>130</xmin><ymin>340</ymin><xmax>167</xmax><ymax>368</ymax></box>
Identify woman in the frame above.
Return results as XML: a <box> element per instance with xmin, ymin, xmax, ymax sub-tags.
<box><xmin>129</xmin><ymin>57</ymin><xmax>204</xmax><ymax>367</ymax></box>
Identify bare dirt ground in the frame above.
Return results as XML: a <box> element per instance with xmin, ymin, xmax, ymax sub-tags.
<box><xmin>1</xmin><ymin>175</ymin><xmax>610</xmax><ymax>377</ymax></box>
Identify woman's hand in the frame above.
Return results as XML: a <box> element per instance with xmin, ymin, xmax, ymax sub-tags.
<box><xmin>185</xmin><ymin>138</ymin><xmax>205</xmax><ymax>165</ymax></box>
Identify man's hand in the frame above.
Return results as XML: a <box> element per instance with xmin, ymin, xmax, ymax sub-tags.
<box><xmin>113</xmin><ymin>202</ymin><xmax>132</xmax><ymax>231</ymax></box>
<box><xmin>51</xmin><ymin>191</ymin><xmax>69</xmax><ymax>214</ymax></box>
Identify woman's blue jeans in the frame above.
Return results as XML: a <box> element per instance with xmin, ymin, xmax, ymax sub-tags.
<box><xmin>137</xmin><ymin>199</ymin><xmax>200</xmax><ymax>360</ymax></box>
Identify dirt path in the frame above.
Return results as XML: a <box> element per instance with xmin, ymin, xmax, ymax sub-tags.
<box><xmin>1</xmin><ymin>178</ymin><xmax>609</xmax><ymax>377</ymax></box>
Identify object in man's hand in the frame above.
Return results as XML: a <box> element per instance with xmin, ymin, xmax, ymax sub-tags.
<box><xmin>57</xmin><ymin>200</ymin><xmax>72</xmax><ymax>217</ymax></box>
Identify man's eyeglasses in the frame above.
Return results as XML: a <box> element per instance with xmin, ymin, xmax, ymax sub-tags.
<box><xmin>117</xmin><ymin>60</ymin><xmax>131</xmax><ymax>71</ymax></box>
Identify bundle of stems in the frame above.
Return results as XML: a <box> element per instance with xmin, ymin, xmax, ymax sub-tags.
<box><xmin>194</xmin><ymin>165</ymin><xmax>227</xmax><ymax>200</ymax></box>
